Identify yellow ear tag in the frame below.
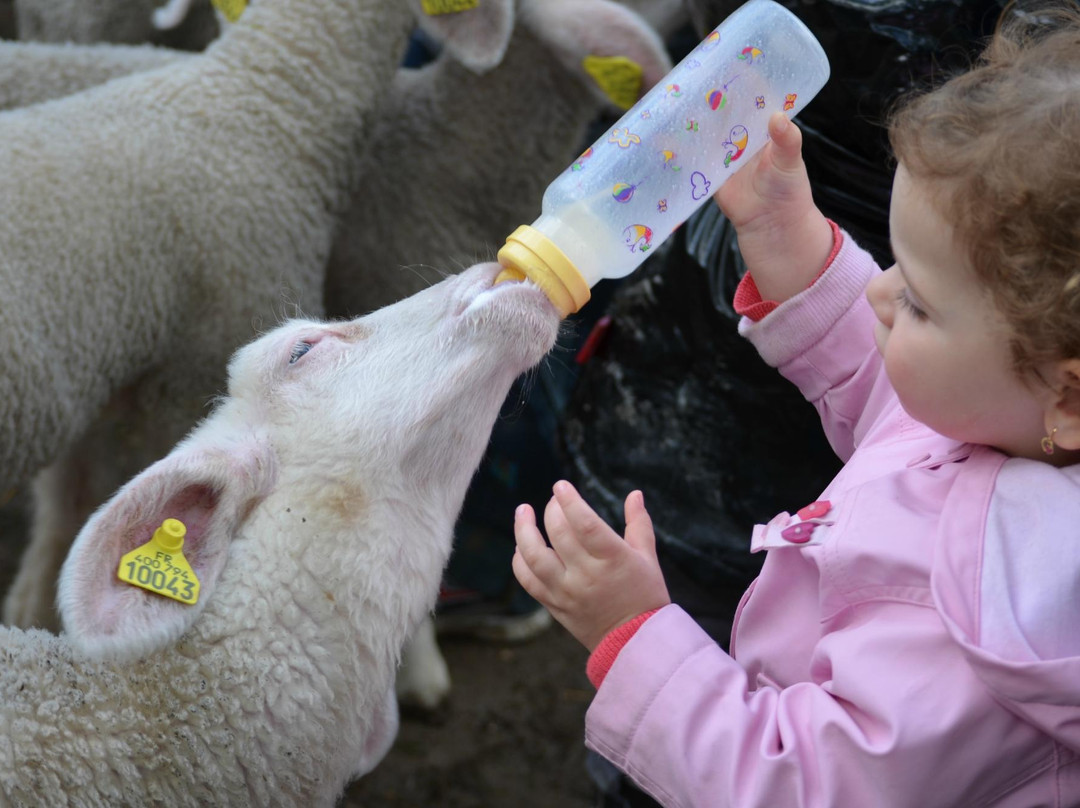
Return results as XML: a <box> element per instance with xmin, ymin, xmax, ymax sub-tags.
<box><xmin>420</xmin><ymin>0</ymin><xmax>479</xmax><ymax>15</ymax></box>
<box><xmin>211</xmin><ymin>0</ymin><xmax>247</xmax><ymax>23</ymax></box>
<box><xmin>117</xmin><ymin>518</ymin><xmax>201</xmax><ymax>605</ymax></box>
<box><xmin>583</xmin><ymin>55</ymin><xmax>644</xmax><ymax>111</ymax></box>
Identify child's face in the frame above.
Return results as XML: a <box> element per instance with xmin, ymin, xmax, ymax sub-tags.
<box><xmin>866</xmin><ymin>165</ymin><xmax>1052</xmax><ymax>460</ymax></box>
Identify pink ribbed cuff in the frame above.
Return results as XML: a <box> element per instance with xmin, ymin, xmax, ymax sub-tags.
<box><xmin>586</xmin><ymin>608</ymin><xmax>661</xmax><ymax>688</ymax></box>
<box><xmin>733</xmin><ymin>219</ymin><xmax>843</xmax><ymax>322</ymax></box>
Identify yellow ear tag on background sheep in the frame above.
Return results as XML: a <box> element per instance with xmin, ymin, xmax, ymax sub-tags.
<box><xmin>421</xmin><ymin>0</ymin><xmax>479</xmax><ymax>15</ymax></box>
<box><xmin>117</xmin><ymin>518</ymin><xmax>201</xmax><ymax>605</ymax></box>
<box><xmin>211</xmin><ymin>0</ymin><xmax>247</xmax><ymax>23</ymax></box>
<box><xmin>583</xmin><ymin>55</ymin><xmax>644</xmax><ymax>111</ymax></box>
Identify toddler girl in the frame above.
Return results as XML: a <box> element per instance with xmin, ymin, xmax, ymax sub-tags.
<box><xmin>511</xmin><ymin>5</ymin><xmax>1080</xmax><ymax>806</ymax></box>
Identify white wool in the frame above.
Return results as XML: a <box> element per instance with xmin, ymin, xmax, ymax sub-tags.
<box><xmin>0</xmin><ymin>41</ymin><xmax>192</xmax><ymax>111</ymax></box>
<box><xmin>0</xmin><ymin>0</ymin><xmax>682</xmax><ymax>708</ymax></box>
<box><xmin>0</xmin><ymin>264</ymin><xmax>560</xmax><ymax>806</ymax></box>
<box><xmin>0</xmin><ymin>0</ymin><xmax>420</xmax><ymax>629</ymax></box>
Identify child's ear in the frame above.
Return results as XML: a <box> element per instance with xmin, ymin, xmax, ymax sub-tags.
<box><xmin>413</xmin><ymin>0</ymin><xmax>515</xmax><ymax>74</ymax></box>
<box><xmin>1045</xmin><ymin>358</ymin><xmax>1080</xmax><ymax>452</ymax></box>
<box><xmin>524</xmin><ymin>0</ymin><xmax>673</xmax><ymax>111</ymax></box>
<box><xmin>57</xmin><ymin>434</ymin><xmax>276</xmax><ymax>661</ymax></box>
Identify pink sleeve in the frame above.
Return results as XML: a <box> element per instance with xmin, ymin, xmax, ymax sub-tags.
<box><xmin>584</xmin><ymin>605</ymin><xmax>1037</xmax><ymax>808</ymax></box>
<box><xmin>737</xmin><ymin>232</ymin><xmax>895</xmax><ymax>462</ymax></box>
<box><xmin>733</xmin><ymin>219</ymin><xmax>843</xmax><ymax>321</ymax></box>
<box><xmin>587</xmin><ymin>609</ymin><xmax>660</xmax><ymax>688</ymax></box>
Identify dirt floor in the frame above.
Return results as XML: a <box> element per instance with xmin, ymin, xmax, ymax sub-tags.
<box><xmin>0</xmin><ymin>496</ymin><xmax>600</xmax><ymax>808</ymax></box>
<box><xmin>342</xmin><ymin>629</ymin><xmax>596</xmax><ymax>808</ymax></box>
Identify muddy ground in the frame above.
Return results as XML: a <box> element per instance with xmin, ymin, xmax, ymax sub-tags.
<box><xmin>0</xmin><ymin>496</ymin><xmax>599</xmax><ymax>808</ymax></box>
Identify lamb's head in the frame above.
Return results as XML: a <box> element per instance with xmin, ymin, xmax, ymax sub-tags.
<box><xmin>228</xmin><ymin>261</ymin><xmax>559</xmax><ymax>520</ymax></box>
<box><xmin>56</xmin><ymin>263</ymin><xmax>558</xmax><ymax>661</ymax></box>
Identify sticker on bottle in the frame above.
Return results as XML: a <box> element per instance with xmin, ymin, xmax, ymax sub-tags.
<box><xmin>421</xmin><ymin>0</ymin><xmax>479</xmax><ymax>15</ymax></box>
<box><xmin>583</xmin><ymin>55</ymin><xmax>644</xmax><ymax>112</ymax></box>
<box><xmin>117</xmin><ymin>519</ymin><xmax>201</xmax><ymax>605</ymax></box>
<box><xmin>211</xmin><ymin>0</ymin><xmax>247</xmax><ymax>23</ymax></box>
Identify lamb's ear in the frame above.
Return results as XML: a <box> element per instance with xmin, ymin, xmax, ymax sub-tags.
<box><xmin>412</xmin><ymin>0</ymin><xmax>515</xmax><ymax>73</ymax></box>
<box><xmin>58</xmin><ymin>434</ymin><xmax>276</xmax><ymax>661</ymax></box>
<box><xmin>525</xmin><ymin>0</ymin><xmax>673</xmax><ymax>111</ymax></box>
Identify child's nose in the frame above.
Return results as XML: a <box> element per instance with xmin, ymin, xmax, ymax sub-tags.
<box><xmin>866</xmin><ymin>265</ymin><xmax>900</xmax><ymax>327</ymax></box>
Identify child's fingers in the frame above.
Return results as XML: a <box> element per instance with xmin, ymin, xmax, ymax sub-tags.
<box><xmin>551</xmin><ymin>480</ymin><xmax>620</xmax><ymax>557</ymax></box>
<box><xmin>512</xmin><ymin>548</ymin><xmax>551</xmax><ymax>605</ymax></box>
<box><xmin>543</xmin><ymin>494</ymin><xmax>589</xmax><ymax>566</ymax></box>
<box><xmin>623</xmin><ymin>490</ymin><xmax>657</xmax><ymax>556</ymax></box>
<box><xmin>514</xmin><ymin>503</ymin><xmax>565</xmax><ymax>583</ymax></box>
<box><xmin>765</xmin><ymin>111</ymin><xmax>804</xmax><ymax>172</ymax></box>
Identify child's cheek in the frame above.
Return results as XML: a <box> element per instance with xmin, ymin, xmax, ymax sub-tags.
<box><xmin>883</xmin><ymin>347</ymin><xmax>929</xmax><ymax>424</ymax></box>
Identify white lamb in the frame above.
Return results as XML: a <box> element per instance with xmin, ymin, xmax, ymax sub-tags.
<box><xmin>0</xmin><ymin>262</ymin><xmax>560</xmax><ymax>806</ymax></box>
<box><xmin>0</xmin><ymin>0</ymin><xmax>517</xmax><ymax>628</ymax></box>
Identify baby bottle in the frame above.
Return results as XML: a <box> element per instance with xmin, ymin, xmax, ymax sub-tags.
<box><xmin>495</xmin><ymin>0</ymin><xmax>830</xmax><ymax>317</ymax></box>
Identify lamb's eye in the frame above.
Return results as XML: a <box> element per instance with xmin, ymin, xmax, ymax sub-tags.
<box><xmin>288</xmin><ymin>340</ymin><xmax>313</xmax><ymax>364</ymax></box>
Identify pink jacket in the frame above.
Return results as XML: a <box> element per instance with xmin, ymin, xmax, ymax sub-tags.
<box><xmin>584</xmin><ymin>234</ymin><xmax>1080</xmax><ymax>807</ymax></box>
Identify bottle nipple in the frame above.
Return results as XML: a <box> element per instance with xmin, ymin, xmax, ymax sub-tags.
<box><xmin>495</xmin><ymin>225</ymin><xmax>591</xmax><ymax>318</ymax></box>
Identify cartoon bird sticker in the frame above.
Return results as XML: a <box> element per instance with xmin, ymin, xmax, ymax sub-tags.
<box><xmin>623</xmin><ymin>224</ymin><xmax>653</xmax><ymax>253</ymax></box>
<box><xmin>737</xmin><ymin>46</ymin><xmax>763</xmax><ymax>63</ymax></box>
<box><xmin>723</xmin><ymin>125</ymin><xmax>749</xmax><ymax>168</ymax></box>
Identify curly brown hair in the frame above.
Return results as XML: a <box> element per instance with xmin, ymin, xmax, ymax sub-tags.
<box><xmin>888</xmin><ymin>1</ymin><xmax>1080</xmax><ymax>380</ymax></box>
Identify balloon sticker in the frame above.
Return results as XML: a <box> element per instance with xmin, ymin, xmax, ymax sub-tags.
<box><xmin>612</xmin><ymin>182</ymin><xmax>643</xmax><ymax>203</ymax></box>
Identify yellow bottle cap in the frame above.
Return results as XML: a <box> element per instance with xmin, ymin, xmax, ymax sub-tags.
<box><xmin>495</xmin><ymin>225</ymin><xmax>591</xmax><ymax>319</ymax></box>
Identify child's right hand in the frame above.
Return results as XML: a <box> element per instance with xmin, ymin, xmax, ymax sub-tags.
<box><xmin>511</xmin><ymin>481</ymin><xmax>670</xmax><ymax>653</ymax></box>
<box><xmin>713</xmin><ymin>111</ymin><xmax>834</xmax><ymax>304</ymax></box>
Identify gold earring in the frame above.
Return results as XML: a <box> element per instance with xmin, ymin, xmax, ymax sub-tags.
<box><xmin>1042</xmin><ymin>427</ymin><xmax>1058</xmax><ymax>456</ymax></box>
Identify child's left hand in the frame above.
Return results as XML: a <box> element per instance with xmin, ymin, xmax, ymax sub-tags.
<box><xmin>512</xmin><ymin>480</ymin><xmax>671</xmax><ymax>652</ymax></box>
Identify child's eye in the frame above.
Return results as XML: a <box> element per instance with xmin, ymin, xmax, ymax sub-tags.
<box><xmin>896</xmin><ymin>289</ymin><xmax>928</xmax><ymax>321</ymax></box>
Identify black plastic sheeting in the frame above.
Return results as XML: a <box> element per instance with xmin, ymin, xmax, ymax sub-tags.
<box><xmin>559</xmin><ymin>0</ymin><xmax>1017</xmax><ymax>641</ymax></box>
